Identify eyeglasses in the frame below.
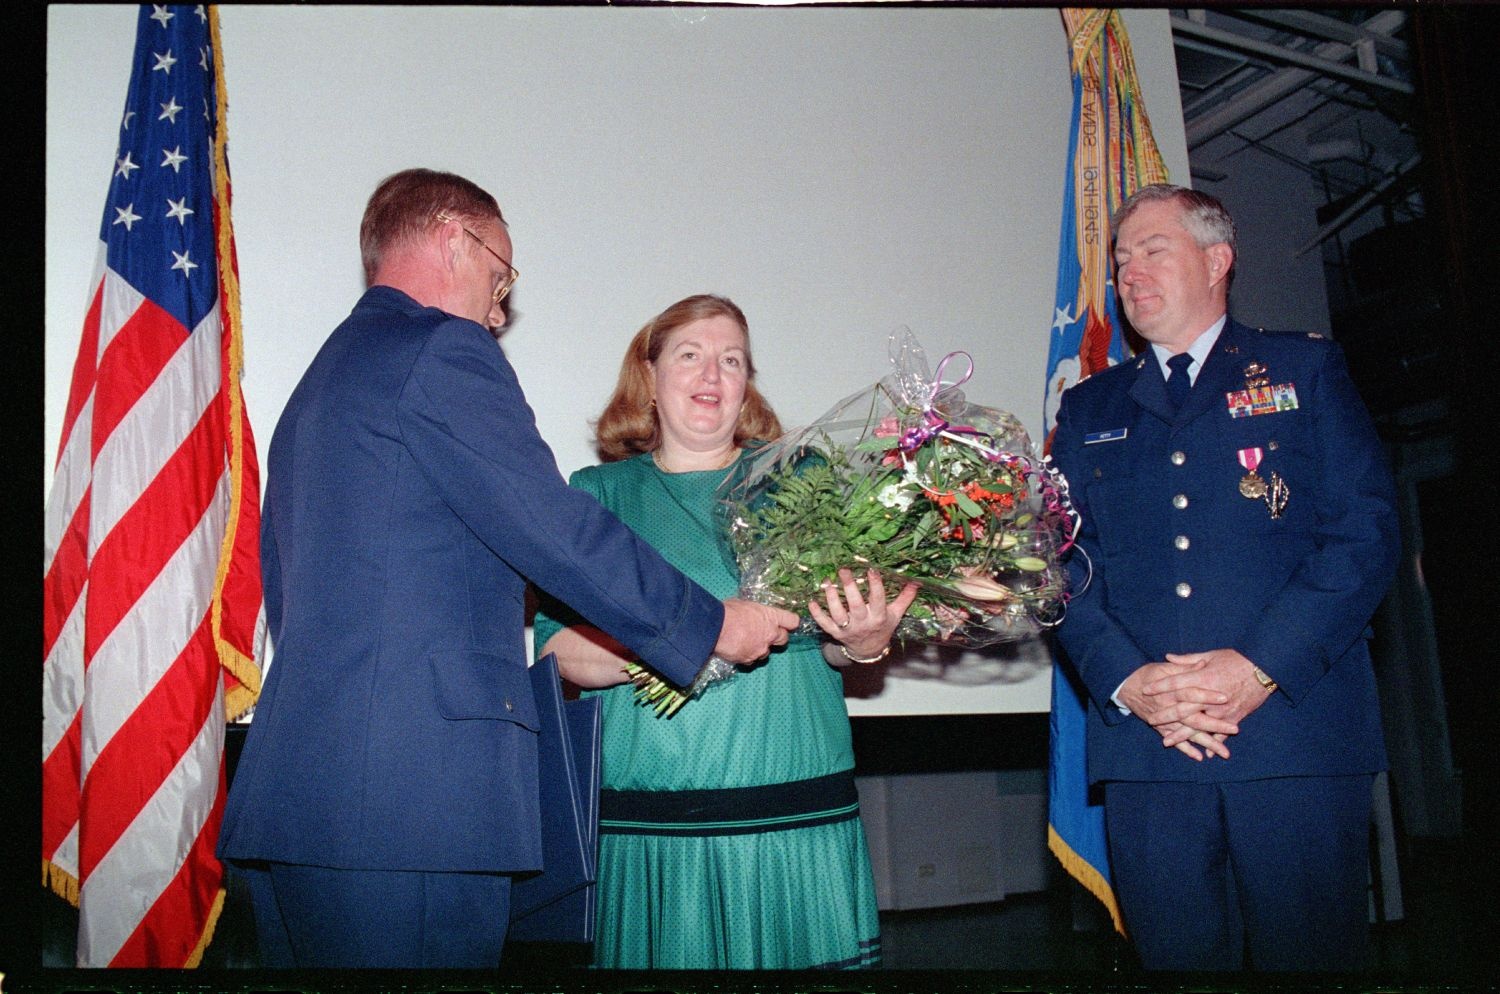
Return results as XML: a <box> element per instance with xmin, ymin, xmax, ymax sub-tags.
<box><xmin>434</xmin><ymin>210</ymin><xmax>519</xmax><ymax>305</ymax></box>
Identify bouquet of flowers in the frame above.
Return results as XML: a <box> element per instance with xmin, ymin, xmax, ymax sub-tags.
<box><xmin>625</xmin><ymin>330</ymin><xmax>1079</xmax><ymax>716</ymax></box>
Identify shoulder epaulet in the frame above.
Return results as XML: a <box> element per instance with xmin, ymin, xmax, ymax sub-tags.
<box><xmin>1248</xmin><ymin>326</ymin><xmax>1332</xmax><ymax>344</ymax></box>
<box><xmin>1251</xmin><ymin>326</ymin><xmax>1327</xmax><ymax>337</ymax></box>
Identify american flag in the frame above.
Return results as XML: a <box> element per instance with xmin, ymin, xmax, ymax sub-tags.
<box><xmin>43</xmin><ymin>4</ymin><xmax>264</xmax><ymax>967</ymax></box>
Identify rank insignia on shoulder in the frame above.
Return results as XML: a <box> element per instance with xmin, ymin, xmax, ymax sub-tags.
<box><xmin>1084</xmin><ymin>428</ymin><xmax>1128</xmax><ymax>444</ymax></box>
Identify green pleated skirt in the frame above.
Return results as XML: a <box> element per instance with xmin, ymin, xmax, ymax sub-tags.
<box><xmin>591</xmin><ymin>790</ymin><xmax>882</xmax><ymax>970</ymax></box>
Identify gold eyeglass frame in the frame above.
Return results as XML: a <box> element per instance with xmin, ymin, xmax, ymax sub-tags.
<box><xmin>434</xmin><ymin>210</ymin><xmax>518</xmax><ymax>305</ymax></box>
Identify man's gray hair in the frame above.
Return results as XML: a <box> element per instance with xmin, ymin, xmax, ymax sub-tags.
<box><xmin>1112</xmin><ymin>183</ymin><xmax>1237</xmax><ymax>256</ymax></box>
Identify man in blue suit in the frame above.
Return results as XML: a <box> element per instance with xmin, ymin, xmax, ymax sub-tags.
<box><xmin>217</xmin><ymin>169</ymin><xmax>799</xmax><ymax>968</ymax></box>
<box><xmin>1050</xmin><ymin>184</ymin><xmax>1398</xmax><ymax>971</ymax></box>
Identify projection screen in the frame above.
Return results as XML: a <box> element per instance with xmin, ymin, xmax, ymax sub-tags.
<box><xmin>45</xmin><ymin>4</ymin><xmax>1189</xmax><ymax>715</ymax></box>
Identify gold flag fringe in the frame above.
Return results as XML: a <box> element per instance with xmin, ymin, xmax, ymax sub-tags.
<box><xmin>203</xmin><ymin>10</ymin><xmax>253</xmax><ymax>965</ymax></box>
<box><xmin>1047</xmin><ymin>824</ymin><xmax>1125</xmax><ymax>936</ymax></box>
<box><xmin>206</xmin><ymin>4</ymin><xmax>262</xmax><ymax>722</ymax></box>
<box><xmin>44</xmin><ymin>859</ymin><xmax>80</xmax><ymax>907</ymax></box>
<box><xmin>185</xmin><ymin>887</ymin><xmax>227</xmax><ymax>968</ymax></box>
<box><xmin>225</xmin><ymin>682</ymin><xmax>258</xmax><ymax>724</ymax></box>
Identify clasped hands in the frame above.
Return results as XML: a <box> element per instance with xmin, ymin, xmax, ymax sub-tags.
<box><xmin>1116</xmin><ymin>648</ymin><xmax>1274</xmax><ymax>761</ymax></box>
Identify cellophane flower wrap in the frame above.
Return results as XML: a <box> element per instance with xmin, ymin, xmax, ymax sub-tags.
<box><xmin>625</xmin><ymin>329</ymin><xmax>1080</xmax><ymax>717</ymax></box>
<box><xmin>725</xmin><ymin>328</ymin><xmax>1079</xmax><ymax>645</ymax></box>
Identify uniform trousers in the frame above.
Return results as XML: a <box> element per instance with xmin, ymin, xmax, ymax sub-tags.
<box><xmin>236</xmin><ymin>861</ymin><xmax>512</xmax><ymax>968</ymax></box>
<box><xmin>1104</xmin><ymin>774</ymin><xmax>1374</xmax><ymax>972</ymax></box>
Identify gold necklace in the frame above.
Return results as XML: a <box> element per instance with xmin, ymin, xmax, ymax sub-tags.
<box><xmin>651</xmin><ymin>447</ymin><xmax>739</xmax><ymax>474</ymax></box>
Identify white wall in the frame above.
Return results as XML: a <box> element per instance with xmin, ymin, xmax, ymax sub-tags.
<box><xmin>46</xmin><ymin>5</ymin><xmax>1188</xmax><ymax>715</ymax></box>
<box><xmin>1197</xmin><ymin>153</ymin><xmax>1333</xmax><ymax>335</ymax></box>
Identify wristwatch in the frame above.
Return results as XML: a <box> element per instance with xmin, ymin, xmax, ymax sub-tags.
<box><xmin>1252</xmin><ymin>666</ymin><xmax>1278</xmax><ymax>694</ymax></box>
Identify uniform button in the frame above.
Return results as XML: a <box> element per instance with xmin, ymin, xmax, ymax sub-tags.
<box><xmin>1175</xmin><ymin>582</ymin><xmax>1192</xmax><ymax>598</ymax></box>
<box><xmin>1268</xmin><ymin>440</ymin><xmax>1279</xmax><ymax>451</ymax></box>
<box><xmin>1173</xmin><ymin>494</ymin><xmax>1189</xmax><ymax>509</ymax></box>
<box><xmin>1174</xmin><ymin>535</ymin><xmax>1190</xmax><ymax>550</ymax></box>
<box><xmin>504</xmin><ymin>699</ymin><xmax>514</xmax><ymax>711</ymax></box>
<box><xmin>1171</xmin><ymin>451</ymin><xmax>1186</xmax><ymax>466</ymax></box>
<box><xmin>1094</xmin><ymin>468</ymin><xmax>1103</xmax><ymax>479</ymax></box>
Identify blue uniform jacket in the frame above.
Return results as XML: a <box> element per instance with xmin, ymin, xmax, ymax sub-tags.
<box><xmin>217</xmin><ymin>286</ymin><xmax>723</xmax><ymax>873</ymax></box>
<box><xmin>1050</xmin><ymin>318</ymin><xmax>1398</xmax><ymax>784</ymax></box>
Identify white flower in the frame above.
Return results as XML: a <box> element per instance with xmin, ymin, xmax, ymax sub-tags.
<box><xmin>877</xmin><ymin>482</ymin><xmax>914</xmax><ymax>511</ymax></box>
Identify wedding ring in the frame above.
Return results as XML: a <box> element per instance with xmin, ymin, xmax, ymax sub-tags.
<box><xmin>837</xmin><ymin>619</ymin><xmax>850</xmax><ymax>629</ymax></box>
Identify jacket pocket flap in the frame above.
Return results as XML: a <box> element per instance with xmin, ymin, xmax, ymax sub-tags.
<box><xmin>430</xmin><ymin>650</ymin><xmax>540</xmax><ymax>730</ymax></box>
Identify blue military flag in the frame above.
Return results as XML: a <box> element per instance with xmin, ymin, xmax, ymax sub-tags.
<box><xmin>1043</xmin><ymin>8</ymin><xmax>1169</xmax><ymax>936</ymax></box>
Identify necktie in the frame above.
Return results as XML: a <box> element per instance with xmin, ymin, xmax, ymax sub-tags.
<box><xmin>1166</xmin><ymin>353</ymin><xmax>1194</xmax><ymax>410</ymax></box>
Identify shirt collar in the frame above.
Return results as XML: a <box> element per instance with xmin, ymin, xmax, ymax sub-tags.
<box><xmin>1150</xmin><ymin>314</ymin><xmax>1227</xmax><ymax>385</ymax></box>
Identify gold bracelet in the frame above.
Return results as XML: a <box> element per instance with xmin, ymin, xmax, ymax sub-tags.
<box><xmin>839</xmin><ymin>643</ymin><xmax>891</xmax><ymax>664</ymax></box>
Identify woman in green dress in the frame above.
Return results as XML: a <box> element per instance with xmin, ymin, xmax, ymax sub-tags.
<box><xmin>532</xmin><ymin>294</ymin><xmax>917</xmax><ymax>970</ymax></box>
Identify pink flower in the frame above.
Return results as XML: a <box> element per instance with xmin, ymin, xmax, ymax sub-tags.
<box><xmin>949</xmin><ymin>573</ymin><xmax>1013</xmax><ymax>603</ymax></box>
<box><xmin>931</xmin><ymin>602</ymin><xmax>971</xmax><ymax>630</ymax></box>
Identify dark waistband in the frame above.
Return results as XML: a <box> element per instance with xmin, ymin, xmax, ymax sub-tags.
<box><xmin>599</xmin><ymin>770</ymin><xmax>859</xmax><ymax>837</ymax></box>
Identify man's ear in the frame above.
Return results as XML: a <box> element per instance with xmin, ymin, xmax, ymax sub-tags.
<box><xmin>1207</xmin><ymin>242</ymin><xmax>1234</xmax><ymax>289</ymax></box>
<box><xmin>429</xmin><ymin>217</ymin><xmax>463</xmax><ymax>276</ymax></box>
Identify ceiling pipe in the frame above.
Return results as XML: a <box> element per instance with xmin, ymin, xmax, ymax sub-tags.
<box><xmin>1178</xmin><ymin>10</ymin><xmax>1409</xmax><ymax>150</ymax></box>
<box><xmin>1308</xmin><ymin>140</ymin><xmax>1367</xmax><ymax>163</ymax></box>
<box><xmin>1233</xmin><ymin>9</ymin><xmax>1408</xmax><ymax>62</ymax></box>
<box><xmin>1308</xmin><ymin>138</ymin><xmax>1395</xmax><ymax>174</ymax></box>
<box><xmin>1184</xmin><ymin>64</ymin><xmax>1319</xmax><ymax>150</ymax></box>
<box><xmin>1173</xmin><ymin>18</ymin><xmax>1414</xmax><ymax>96</ymax></box>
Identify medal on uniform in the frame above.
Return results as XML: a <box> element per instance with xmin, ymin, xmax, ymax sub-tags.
<box><xmin>1226</xmin><ymin>362</ymin><xmax>1299</xmax><ymax>418</ymax></box>
<box><xmin>1237</xmin><ymin>447</ymin><xmax>1267</xmax><ymax>499</ymax></box>
<box><xmin>1265</xmin><ymin>471</ymin><xmax>1289</xmax><ymax>519</ymax></box>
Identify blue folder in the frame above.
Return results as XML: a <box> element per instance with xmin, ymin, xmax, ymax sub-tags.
<box><xmin>508</xmin><ymin>652</ymin><xmax>602</xmax><ymax>943</ymax></box>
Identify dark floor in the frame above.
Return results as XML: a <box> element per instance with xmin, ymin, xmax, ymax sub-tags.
<box><xmin>40</xmin><ymin>835</ymin><xmax>1497</xmax><ymax>984</ymax></box>
<box><xmin>876</xmin><ymin>837</ymin><xmax>1497</xmax><ymax>978</ymax></box>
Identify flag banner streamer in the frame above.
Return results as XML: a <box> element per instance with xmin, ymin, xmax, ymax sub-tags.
<box><xmin>1043</xmin><ymin>8</ymin><xmax>1169</xmax><ymax>937</ymax></box>
<box><xmin>42</xmin><ymin>3</ymin><xmax>264</xmax><ymax>967</ymax></box>
<box><xmin>1043</xmin><ymin>9</ymin><xmax>1170</xmax><ymax>442</ymax></box>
